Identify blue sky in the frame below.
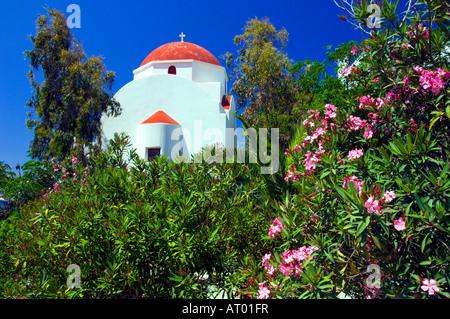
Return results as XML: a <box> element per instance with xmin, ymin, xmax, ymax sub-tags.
<box><xmin>0</xmin><ymin>0</ymin><xmax>369</xmax><ymax>169</ymax></box>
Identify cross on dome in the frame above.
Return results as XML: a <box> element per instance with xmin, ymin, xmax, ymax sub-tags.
<box><xmin>179</xmin><ymin>32</ymin><xmax>186</xmax><ymax>42</ymax></box>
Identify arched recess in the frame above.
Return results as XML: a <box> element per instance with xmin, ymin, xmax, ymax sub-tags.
<box><xmin>168</xmin><ymin>65</ymin><xmax>176</xmax><ymax>75</ymax></box>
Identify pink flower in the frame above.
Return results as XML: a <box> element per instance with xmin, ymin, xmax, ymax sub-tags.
<box><xmin>414</xmin><ymin>66</ymin><xmax>449</xmax><ymax>95</ymax></box>
<box><xmin>375</xmin><ymin>98</ymin><xmax>385</xmax><ymax>110</ymax></box>
<box><xmin>262</xmin><ymin>253</ymin><xmax>277</xmax><ymax>276</ymax></box>
<box><xmin>72</xmin><ymin>157</ymin><xmax>78</xmax><ymax>165</ymax></box>
<box><xmin>347</xmin><ymin>149</ymin><xmax>363</xmax><ymax>161</ymax></box>
<box><xmin>393</xmin><ymin>218</ymin><xmax>406</xmax><ymax>231</ymax></box>
<box><xmin>359</xmin><ymin>95</ymin><xmax>375</xmax><ymax>109</ymax></box>
<box><xmin>278</xmin><ymin>262</ymin><xmax>294</xmax><ymax>277</ymax></box>
<box><xmin>408</xmin><ymin>23</ymin><xmax>429</xmax><ymax>39</ymax></box>
<box><xmin>284</xmin><ymin>164</ymin><xmax>302</xmax><ymax>182</ymax></box>
<box><xmin>293</xmin><ymin>145</ymin><xmax>302</xmax><ymax>152</ymax></box>
<box><xmin>351</xmin><ymin>46</ymin><xmax>359</xmax><ymax>55</ymax></box>
<box><xmin>365</xmin><ymin>196</ymin><xmax>382</xmax><ymax>214</ymax></box>
<box><xmin>383</xmin><ymin>191</ymin><xmax>396</xmax><ymax>203</ymax></box>
<box><xmin>347</xmin><ymin>115</ymin><xmax>368</xmax><ymax>131</ymax></box>
<box><xmin>303</xmin><ymin>150</ymin><xmax>324</xmax><ymax>174</ymax></box>
<box><xmin>281</xmin><ymin>250</ymin><xmax>294</xmax><ymax>264</ymax></box>
<box><xmin>363</xmin><ymin>129</ymin><xmax>374</xmax><ymax>139</ymax></box>
<box><xmin>292</xmin><ymin>245</ymin><xmax>318</xmax><ymax>262</ymax></box>
<box><xmin>265</xmin><ymin>264</ymin><xmax>277</xmax><ymax>276</ymax></box>
<box><xmin>343</xmin><ymin>176</ymin><xmax>363</xmax><ymax>194</ymax></box>
<box><xmin>268</xmin><ymin>218</ymin><xmax>286</xmax><ymax>238</ymax></box>
<box><xmin>313</xmin><ymin>127</ymin><xmax>326</xmax><ymax>138</ymax></box>
<box><xmin>262</xmin><ymin>253</ymin><xmax>272</xmax><ymax>264</ymax></box>
<box><xmin>257</xmin><ymin>282</ymin><xmax>271</xmax><ymax>299</ymax></box>
<box><xmin>342</xmin><ymin>67</ymin><xmax>352</xmax><ymax>77</ymax></box>
<box><xmin>386</xmin><ymin>91</ymin><xmax>400</xmax><ymax>104</ymax></box>
<box><xmin>307</xmin><ymin>109</ymin><xmax>320</xmax><ymax>119</ymax></box>
<box><xmin>401</xmin><ymin>43</ymin><xmax>412</xmax><ymax>49</ymax></box>
<box><xmin>436</xmin><ymin>68</ymin><xmax>450</xmax><ymax>80</ymax></box>
<box><xmin>421</xmin><ymin>278</ymin><xmax>440</xmax><ymax>296</ymax></box>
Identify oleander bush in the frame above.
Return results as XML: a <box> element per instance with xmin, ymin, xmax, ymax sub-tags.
<box><xmin>239</xmin><ymin>0</ymin><xmax>450</xmax><ymax>299</ymax></box>
<box><xmin>1</xmin><ymin>134</ymin><xmax>278</xmax><ymax>298</ymax></box>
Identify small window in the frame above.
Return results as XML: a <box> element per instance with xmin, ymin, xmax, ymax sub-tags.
<box><xmin>168</xmin><ymin>65</ymin><xmax>176</xmax><ymax>75</ymax></box>
<box><xmin>147</xmin><ymin>148</ymin><xmax>161</xmax><ymax>160</ymax></box>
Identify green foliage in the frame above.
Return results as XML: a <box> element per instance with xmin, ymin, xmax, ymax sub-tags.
<box><xmin>1</xmin><ymin>134</ymin><xmax>275</xmax><ymax>298</ymax></box>
<box><xmin>0</xmin><ymin>162</ymin><xmax>14</xmax><ymax>195</ymax></box>
<box><xmin>239</xmin><ymin>0</ymin><xmax>450</xmax><ymax>299</ymax></box>
<box><xmin>225</xmin><ymin>17</ymin><xmax>298</xmax><ymax>149</ymax></box>
<box><xmin>25</xmin><ymin>8</ymin><xmax>120</xmax><ymax>163</ymax></box>
<box><xmin>3</xmin><ymin>0</ymin><xmax>450</xmax><ymax>300</ymax></box>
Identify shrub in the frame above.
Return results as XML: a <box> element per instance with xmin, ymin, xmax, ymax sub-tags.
<box><xmin>4</xmin><ymin>134</ymin><xmax>275</xmax><ymax>298</ymax></box>
<box><xmin>240</xmin><ymin>0</ymin><xmax>450</xmax><ymax>299</ymax></box>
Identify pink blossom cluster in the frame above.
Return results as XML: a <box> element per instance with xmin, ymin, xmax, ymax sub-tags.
<box><xmin>343</xmin><ymin>175</ymin><xmax>364</xmax><ymax>194</ymax></box>
<box><xmin>342</xmin><ymin>66</ymin><xmax>359</xmax><ymax>77</ymax></box>
<box><xmin>261</xmin><ymin>245</ymin><xmax>319</xmax><ymax>280</ymax></box>
<box><xmin>284</xmin><ymin>105</ymin><xmax>338</xmax><ymax>182</ymax></box>
<box><xmin>284</xmin><ymin>165</ymin><xmax>301</xmax><ymax>182</ymax></box>
<box><xmin>347</xmin><ymin>115</ymin><xmax>367</xmax><ymax>131</ymax></box>
<box><xmin>385</xmin><ymin>91</ymin><xmax>400</xmax><ymax>104</ymax></box>
<box><xmin>347</xmin><ymin>148</ymin><xmax>364</xmax><ymax>161</ymax></box>
<box><xmin>364</xmin><ymin>196</ymin><xmax>383</xmax><ymax>214</ymax></box>
<box><xmin>268</xmin><ymin>218</ymin><xmax>286</xmax><ymax>238</ymax></box>
<box><xmin>42</xmin><ymin>156</ymin><xmax>89</xmax><ymax>200</ymax></box>
<box><xmin>383</xmin><ymin>190</ymin><xmax>396</xmax><ymax>203</ymax></box>
<box><xmin>359</xmin><ymin>94</ymin><xmax>385</xmax><ymax>110</ymax></box>
<box><xmin>344</xmin><ymin>177</ymin><xmax>398</xmax><ymax>218</ymax></box>
<box><xmin>347</xmin><ymin>115</ymin><xmax>374</xmax><ymax>140</ymax></box>
<box><xmin>47</xmin><ymin>181</ymin><xmax>61</xmax><ymax>196</ymax></box>
<box><xmin>304</xmin><ymin>149</ymin><xmax>325</xmax><ymax>174</ymax></box>
<box><xmin>407</xmin><ymin>23</ymin><xmax>429</xmax><ymax>40</ymax></box>
<box><xmin>324</xmin><ymin>103</ymin><xmax>337</xmax><ymax>120</ymax></box>
<box><xmin>363</xmin><ymin>190</ymin><xmax>396</xmax><ymax>215</ymax></box>
<box><xmin>257</xmin><ymin>281</ymin><xmax>271</xmax><ymax>299</ymax></box>
<box><xmin>413</xmin><ymin>65</ymin><xmax>450</xmax><ymax>95</ymax></box>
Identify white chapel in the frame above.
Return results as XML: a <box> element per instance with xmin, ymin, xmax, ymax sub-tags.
<box><xmin>101</xmin><ymin>34</ymin><xmax>237</xmax><ymax>161</ymax></box>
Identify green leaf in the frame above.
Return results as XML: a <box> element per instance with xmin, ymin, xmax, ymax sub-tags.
<box><xmin>356</xmin><ymin>215</ymin><xmax>371</xmax><ymax>236</ymax></box>
<box><xmin>415</xmin><ymin>194</ymin><xmax>434</xmax><ymax>215</ymax></box>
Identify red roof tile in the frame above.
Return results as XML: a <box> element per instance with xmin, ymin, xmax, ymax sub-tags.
<box><xmin>141</xmin><ymin>110</ymin><xmax>180</xmax><ymax>125</ymax></box>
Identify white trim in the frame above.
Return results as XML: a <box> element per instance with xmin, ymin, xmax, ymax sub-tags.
<box><xmin>133</xmin><ymin>59</ymin><xmax>226</xmax><ymax>79</ymax></box>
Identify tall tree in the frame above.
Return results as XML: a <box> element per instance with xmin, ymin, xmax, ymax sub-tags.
<box><xmin>226</xmin><ymin>17</ymin><xmax>298</xmax><ymax>148</ymax></box>
<box><xmin>0</xmin><ymin>161</ymin><xmax>13</xmax><ymax>195</ymax></box>
<box><xmin>25</xmin><ymin>8</ymin><xmax>120</xmax><ymax>163</ymax></box>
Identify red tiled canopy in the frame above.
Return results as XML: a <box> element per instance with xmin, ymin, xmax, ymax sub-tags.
<box><xmin>140</xmin><ymin>42</ymin><xmax>221</xmax><ymax>67</ymax></box>
<box><xmin>141</xmin><ymin>110</ymin><xmax>180</xmax><ymax>125</ymax></box>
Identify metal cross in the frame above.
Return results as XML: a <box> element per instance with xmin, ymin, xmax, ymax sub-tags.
<box><xmin>179</xmin><ymin>32</ymin><xmax>186</xmax><ymax>42</ymax></box>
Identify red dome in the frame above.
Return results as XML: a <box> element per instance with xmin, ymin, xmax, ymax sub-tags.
<box><xmin>140</xmin><ymin>42</ymin><xmax>221</xmax><ymax>67</ymax></box>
